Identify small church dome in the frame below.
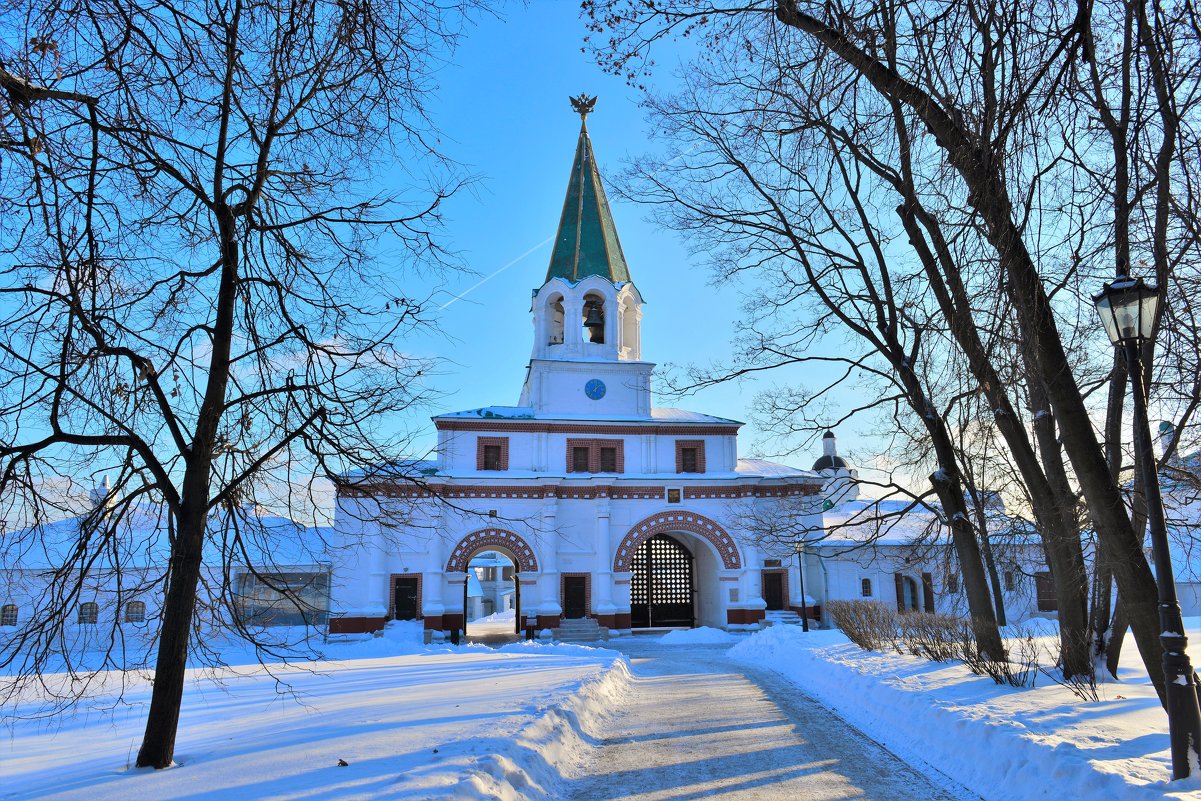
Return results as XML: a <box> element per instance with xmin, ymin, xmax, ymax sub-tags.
<box><xmin>812</xmin><ymin>430</ymin><xmax>853</xmax><ymax>472</ymax></box>
<box><xmin>811</xmin><ymin>454</ymin><xmax>851</xmax><ymax>471</ymax></box>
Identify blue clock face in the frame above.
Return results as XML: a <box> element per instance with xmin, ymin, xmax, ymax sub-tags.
<box><xmin>584</xmin><ymin>379</ymin><xmax>607</xmax><ymax>400</ymax></box>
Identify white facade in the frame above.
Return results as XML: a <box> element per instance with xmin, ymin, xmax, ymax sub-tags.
<box><xmin>327</xmin><ymin>115</ymin><xmax>825</xmax><ymax>638</ymax></box>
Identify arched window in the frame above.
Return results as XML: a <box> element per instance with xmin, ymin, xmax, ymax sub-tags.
<box><xmin>0</xmin><ymin>604</ymin><xmax>16</xmax><ymax>626</ymax></box>
<box><xmin>582</xmin><ymin>293</ymin><xmax>605</xmax><ymax>344</ymax></box>
<box><xmin>125</xmin><ymin>601</ymin><xmax>146</xmax><ymax>623</ymax></box>
<box><xmin>860</xmin><ymin>578</ymin><xmax>873</xmax><ymax>597</ymax></box>
<box><xmin>547</xmin><ymin>296</ymin><xmax>565</xmax><ymax>345</ymax></box>
<box><xmin>78</xmin><ymin>602</ymin><xmax>98</xmax><ymax>625</ymax></box>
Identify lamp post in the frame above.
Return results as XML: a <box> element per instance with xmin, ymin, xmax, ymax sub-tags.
<box><xmin>1093</xmin><ymin>272</ymin><xmax>1201</xmax><ymax>780</ymax></box>
<box><xmin>795</xmin><ymin>542</ymin><xmax>810</xmax><ymax>632</ymax></box>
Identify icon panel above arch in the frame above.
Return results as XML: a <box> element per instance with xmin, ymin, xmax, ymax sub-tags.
<box><xmin>613</xmin><ymin>511</ymin><xmax>742</xmax><ymax>572</ymax></box>
<box><xmin>445</xmin><ymin>528</ymin><xmax>539</xmax><ymax>574</ymax></box>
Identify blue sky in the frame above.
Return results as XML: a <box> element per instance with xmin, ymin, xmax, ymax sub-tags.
<box><xmin>386</xmin><ymin>4</ymin><xmax>858</xmax><ymax>474</ymax></box>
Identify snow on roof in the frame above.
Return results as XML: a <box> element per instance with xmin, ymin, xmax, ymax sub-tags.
<box><xmin>815</xmin><ymin>498</ymin><xmax>944</xmax><ymax>547</ymax></box>
<box><xmin>339</xmin><ymin>459</ymin><xmax>440</xmax><ymax>481</ymax></box>
<box><xmin>434</xmin><ymin>406</ymin><xmax>741</xmax><ymax>426</ymax></box>
<box><xmin>813</xmin><ymin>497</ymin><xmax>1037</xmax><ymax>549</ymax></box>
<box><xmin>735</xmin><ymin>459</ymin><xmax>815</xmax><ymax>478</ymax></box>
<box><xmin>2</xmin><ymin>504</ymin><xmax>330</xmax><ymax>570</ymax></box>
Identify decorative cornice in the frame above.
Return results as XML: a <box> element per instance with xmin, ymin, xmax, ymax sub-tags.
<box><xmin>434</xmin><ymin>419</ymin><xmax>740</xmax><ymax>435</ymax></box>
<box><xmin>340</xmin><ymin>481</ymin><xmax>817</xmax><ymax>500</ymax></box>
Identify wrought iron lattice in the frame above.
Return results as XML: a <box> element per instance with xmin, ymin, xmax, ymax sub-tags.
<box><xmin>630</xmin><ymin>534</ymin><xmax>694</xmax><ymax>628</ymax></box>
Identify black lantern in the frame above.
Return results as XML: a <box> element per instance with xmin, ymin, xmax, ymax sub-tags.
<box><xmin>1094</xmin><ymin>270</ymin><xmax>1201</xmax><ymax>780</ymax></box>
<box><xmin>583</xmin><ymin>301</ymin><xmax>605</xmax><ymax>343</ymax></box>
<box><xmin>1092</xmin><ymin>275</ymin><xmax>1160</xmax><ymax>346</ymax></box>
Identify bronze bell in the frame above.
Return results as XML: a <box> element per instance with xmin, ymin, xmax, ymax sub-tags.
<box><xmin>583</xmin><ymin>302</ymin><xmax>605</xmax><ymax>343</ymax></box>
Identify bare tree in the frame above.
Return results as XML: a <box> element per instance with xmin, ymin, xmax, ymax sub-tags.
<box><xmin>0</xmin><ymin>0</ymin><xmax>479</xmax><ymax>768</ymax></box>
<box><xmin>585</xmin><ymin>0</ymin><xmax>1201</xmax><ymax>701</ymax></box>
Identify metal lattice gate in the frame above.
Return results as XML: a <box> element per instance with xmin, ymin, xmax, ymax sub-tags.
<box><xmin>630</xmin><ymin>534</ymin><xmax>695</xmax><ymax>628</ymax></box>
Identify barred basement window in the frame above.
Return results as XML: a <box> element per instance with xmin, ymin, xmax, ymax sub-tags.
<box><xmin>861</xmin><ymin>578</ymin><xmax>873</xmax><ymax>597</ymax></box>
<box><xmin>235</xmin><ymin>572</ymin><xmax>331</xmax><ymax>626</ymax></box>
<box><xmin>599</xmin><ymin>446</ymin><xmax>618</xmax><ymax>473</ymax></box>
<box><xmin>0</xmin><ymin>604</ymin><xmax>16</xmax><ymax>626</ymax></box>
<box><xmin>125</xmin><ymin>600</ymin><xmax>146</xmax><ymax>623</ymax></box>
<box><xmin>78</xmin><ymin>602</ymin><xmax>98</xmax><ymax>625</ymax></box>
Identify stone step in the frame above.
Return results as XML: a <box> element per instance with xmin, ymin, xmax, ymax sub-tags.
<box><xmin>556</xmin><ymin>618</ymin><xmax>608</xmax><ymax>642</ymax></box>
<box><xmin>765</xmin><ymin>610</ymin><xmax>804</xmax><ymax>626</ymax></box>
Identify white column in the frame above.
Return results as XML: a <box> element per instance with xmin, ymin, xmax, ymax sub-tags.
<box><xmin>424</xmin><ymin>527</ymin><xmax>445</xmax><ymax>620</ymax></box>
<box><xmin>563</xmin><ymin>297</ymin><xmax>583</xmax><ymax>356</ymax></box>
<box><xmin>539</xmin><ymin>493</ymin><xmax>562</xmax><ymax>621</ymax></box>
<box><xmin>593</xmin><ymin>495</ymin><xmax>616</xmax><ymax>618</ymax></box>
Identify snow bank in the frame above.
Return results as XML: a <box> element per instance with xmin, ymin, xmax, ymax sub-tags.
<box><xmin>731</xmin><ymin>623</ymin><xmax>1201</xmax><ymax>800</ymax></box>
<box><xmin>0</xmin><ymin>638</ymin><xmax>629</xmax><ymax>800</ymax></box>
<box><xmin>447</xmin><ymin>656</ymin><xmax>632</xmax><ymax>799</ymax></box>
<box><xmin>659</xmin><ymin>626</ymin><xmax>738</xmax><ymax>645</ymax></box>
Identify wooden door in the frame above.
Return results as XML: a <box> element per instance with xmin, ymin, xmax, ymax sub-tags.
<box><xmin>563</xmin><ymin>576</ymin><xmax>588</xmax><ymax>619</ymax></box>
<box><xmin>393</xmin><ymin>577</ymin><xmax>419</xmax><ymax>620</ymax></box>
<box><xmin>763</xmin><ymin>572</ymin><xmax>785</xmax><ymax>611</ymax></box>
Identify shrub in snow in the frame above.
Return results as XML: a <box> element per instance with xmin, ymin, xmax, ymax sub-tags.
<box><xmin>895</xmin><ymin>612</ymin><xmax>965</xmax><ymax>662</ymax></box>
<box><xmin>826</xmin><ymin>600</ymin><xmax>898</xmax><ymax>651</ymax></box>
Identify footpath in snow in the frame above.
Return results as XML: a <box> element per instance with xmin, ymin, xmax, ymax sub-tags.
<box><xmin>730</xmin><ymin>620</ymin><xmax>1201</xmax><ymax>801</ymax></box>
<box><xmin>566</xmin><ymin>634</ymin><xmax>969</xmax><ymax>800</ymax></box>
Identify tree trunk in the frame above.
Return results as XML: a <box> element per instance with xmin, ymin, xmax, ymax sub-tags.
<box><xmin>134</xmin><ymin>503</ymin><xmax>208</xmax><ymax>767</ymax></box>
<box><xmin>137</xmin><ymin>206</ymin><xmax>239</xmax><ymax>768</ymax></box>
<box><xmin>978</xmin><ymin>521</ymin><xmax>1007</xmax><ymax>627</ymax></box>
<box><xmin>896</xmin><ymin>200</ymin><xmax>1087</xmax><ymax>673</ymax></box>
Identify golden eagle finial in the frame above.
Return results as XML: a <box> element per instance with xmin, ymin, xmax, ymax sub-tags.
<box><xmin>569</xmin><ymin>93</ymin><xmax>597</xmax><ymax>120</ymax></box>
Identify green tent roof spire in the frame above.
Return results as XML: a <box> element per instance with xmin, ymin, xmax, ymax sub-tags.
<box><xmin>545</xmin><ymin>96</ymin><xmax>631</xmax><ymax>284</ymax></box>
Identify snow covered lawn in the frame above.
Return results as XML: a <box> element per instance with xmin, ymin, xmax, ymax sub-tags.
<box><xmin>0</xmin><ymin>626</ymin><xmax>628</xmax><ymax>801</ymax></box>
<box><xmin>731</xmin><ymin>619</ymin><xmax>1201</xmax><ymax>800</ymax></box>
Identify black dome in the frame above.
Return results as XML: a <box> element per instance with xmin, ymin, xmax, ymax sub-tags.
<box><xmin>812</xmin><ymin>454</ymin><xmax>851</xmax><ymax>471</ymax></box>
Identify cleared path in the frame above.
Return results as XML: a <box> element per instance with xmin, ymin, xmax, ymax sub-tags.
<box><xmin>566</xmin><ymin>638</ymin><xmax>977</xmax><ymax>801</ymax></box>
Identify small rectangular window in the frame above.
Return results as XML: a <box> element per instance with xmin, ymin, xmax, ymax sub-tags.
<box><xmin>482</xmin><ymin>444</ymin><xmax>502</xmax><ymax>470</ymax></box>
<box><xmin>599</xmin><ymin>446</ymin><xmax>617</xmax><ymax>473</ymax></box>
<box><xmin>78</xmin><ymin>602</ymin><xmax>98</xmax><ymax>625</ymax></box>
<box><xmin>572</xmin><ymin>447</ymin><xmax>590</xmax><ymax>472</ymax></box>
<box><xmin>1004</xmin><ymin>570</ymin><xmax>1016</xmax><ymax>591</ymax></box>
<box><xmin>945</xmin><ymin>574</ymin><xmax>959</xmax><ymax>594</ymax></box>
<box><xmin>861</xmin><ymin>578</ymin><xmax>873</xmax><ymax>597</ymax></box>
<box><xmin>476</xmin><ymin>437</ymin><xmax>508</xmax><ymax>471</ymax></box>
<box><xmin>0</xmin><ymin>605</ymin><xmax>16</xmax><ymax>626</ymax></box>
<box><xmin>681</xmin><ymin>447</ymin><xmax>698</xmax><ymax>473</ymax></box>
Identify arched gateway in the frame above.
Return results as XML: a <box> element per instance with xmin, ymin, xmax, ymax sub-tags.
<box><xmin>613</xmin><ymin>511</ymin><xmax>742</xmax><ymax>572</ymax></box>
<box><xmin>446</xmin><ymin>528</ymin><xmax>538</xmax><ymax>637</ymax></box>
<box><xmin>445</xmin><ymin>528</ymin><xmax>539</xmax><ymax>573</ymax></box>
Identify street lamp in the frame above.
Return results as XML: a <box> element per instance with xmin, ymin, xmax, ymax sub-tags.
<box><xmin>1093</xmin><ymin>272</ymin><xmax>1201</xmax><ymax>780</ymax></box>
<box><xmin>795</xmin><ymin>541</ymin><xmax>810</xmax><ymax>632</ymax></box>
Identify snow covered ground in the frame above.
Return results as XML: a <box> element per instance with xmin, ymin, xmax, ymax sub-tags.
<box><xmin>0</xmin><ymin>622</ymin><xmax>627</xmax><ymax>800</ymax></box>
<box><xmin>5</xmin><ymin>619</ymin><xmax>1201</xmax><ymax>799</ymax></box>
<box><xmin>730</xmin><ymin>619</ymin><xmax>1201</xmax><ymax>800</ymax></box>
